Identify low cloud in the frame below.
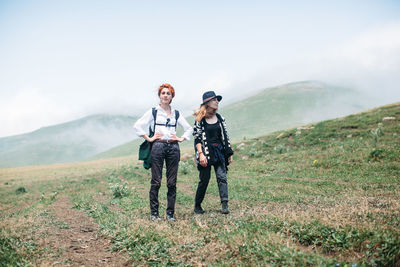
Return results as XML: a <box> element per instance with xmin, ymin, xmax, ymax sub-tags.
<box><xmin>218</xmin><ymin>22</ymin><xmax>400</xmax><ymax>109</ymax></box>
<box><xmin>2</xmin><ymin>23</ymin><xmax>399</xmax><ymax>138</ymax></box>
<box><xmin>0</xmin><ymin>89</ymin><xmax>80</xmax><ymax>137</ymax></box>
<box><xmin>315</xmin><ymin>22</ymin><xmax>400</xmax><ymax>105</ymax></box>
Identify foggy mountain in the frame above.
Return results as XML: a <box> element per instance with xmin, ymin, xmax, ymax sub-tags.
<box><xmin>221</xmin><ymin>80</ymin><xmax>371</xmax><ymax>140</ymax></box>
<box><xmin>0</xmin><ymin>114</ymin><xmax>138</xmax><ymax>168</ymax></box>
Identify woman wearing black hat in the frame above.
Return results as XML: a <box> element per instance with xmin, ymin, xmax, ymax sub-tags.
<box><xmin>192</xmin><ymin>91</ymin><xmax>234</xmax><ymax>214</ymax></box>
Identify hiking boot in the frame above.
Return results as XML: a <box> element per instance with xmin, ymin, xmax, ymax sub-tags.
<box><xmin>150</xmin><ymin>214</ymin><xmax>162</xmax><ymax>221</ymax></box>
<box><xmin>166</xmin><ymin>214</ymin><xmax>176</xmax><ymax>221</ymax></box>
<box><xmin>221</xmin><ymin>201</ymin><xmax>229</xmax><ymax>214</ymax></box>
<box><xmin>194</xmin><ymin>205</ymin><xmax>205</xmax><ymax>214</ymax></box>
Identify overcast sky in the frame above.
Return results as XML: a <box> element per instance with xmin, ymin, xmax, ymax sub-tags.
<box><xmin>1</xmin><ymin>0</ymin><xmax>399</xmax><ymax>138</ymax></box>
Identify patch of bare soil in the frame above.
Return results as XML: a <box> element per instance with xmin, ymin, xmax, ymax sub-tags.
<box><xmin>38</xmin><ymin>196</ymin><xmax>130</xmax><ymax>266</ymax></box>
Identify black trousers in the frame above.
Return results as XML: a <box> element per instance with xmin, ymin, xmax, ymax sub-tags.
<box><xmin>195</xmin><ymin>162</ymin><xmax>228</xmax><ymax>206</ymax></box>
<box><xmin>150</xmin><ymin>142</ymin><xmax>180</xmax><ymax>216</ymax></box>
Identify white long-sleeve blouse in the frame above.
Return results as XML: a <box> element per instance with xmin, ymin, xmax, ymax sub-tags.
<box><xmin>133</xmin><ymin>105</ymin><xmax>193</xmax><ymax>141</ymax></box>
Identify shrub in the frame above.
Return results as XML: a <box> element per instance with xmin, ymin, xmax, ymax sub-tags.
<box><xmin>15</xmin><ymin>187</ymin><xmax>27</xmax><ymax>194</ymax></box>
<box><xmin>110</xmin><ymin>183</ymin><xmax>130</xmax><ymax>199</ymax></box>
<box><xmin>179</xmin><ymin>161</ymin><xmax>194</xmax><ymax>175</ymax></box>
<box><xmin>370</xmin><ymin>128</ymin><xmax>384</xmax><ymax>146</ymax></box>
<box><xmin>369</xmin><ymin>148</ymin><xmax>386</xmax><ymax>160</ymax></box>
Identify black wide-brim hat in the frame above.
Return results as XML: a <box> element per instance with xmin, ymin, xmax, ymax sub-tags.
<box><xmin>202</xmin><ymin>91</ymin><xmax>222</xmax><ymax>105</ymax></box>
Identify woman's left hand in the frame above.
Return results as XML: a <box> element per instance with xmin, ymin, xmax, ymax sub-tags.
<box><xmin>169</xmin><ymin>134</ymin><xmax>185</xmax><ymax>143</ymax></box>
<box><xmin>228</xmin><ymin>155</ymin><xmax>233</xmax><ymax>164</ymax></box>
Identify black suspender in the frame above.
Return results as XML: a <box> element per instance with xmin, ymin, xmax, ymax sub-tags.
<box><xmin>153</xmin><ymin>109</ymin><xmax>180</xmax><ymax>131</ymax></box>
<box><xmin>148</xmin><ymin>107</ymin><xmax>157</xmax><ymax>136</ymax></box>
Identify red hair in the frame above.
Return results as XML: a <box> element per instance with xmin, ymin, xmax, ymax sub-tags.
<box><xmin>158</xmin><ymin>83</ymin><xmax>175</xmax><ymax>98</ymax></box>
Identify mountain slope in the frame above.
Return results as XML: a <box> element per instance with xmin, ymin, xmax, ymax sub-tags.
<box><xmin>0</xmin><ymin>114</ymin><xmax>138</xmax><ymax>168</ymax></box>
<box><xmin>220</xmin><ymin>80</ymin><xmax>368</xmax><ymax>140</ymax></box>
<box><xmin>92</xmin><ymin>80</ymin><xmax>371</xmax><ymax>159</ymax></box>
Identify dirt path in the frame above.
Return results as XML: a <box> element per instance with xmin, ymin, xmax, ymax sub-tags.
<box><xmin>38</xmin><ymin>196</ymin><xmax>130</xmax><ymax>266</ymax></box>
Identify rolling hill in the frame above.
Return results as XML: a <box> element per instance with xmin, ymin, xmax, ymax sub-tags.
<box><xmin>0</xmin><ymin>114</ymin><xmax>138</xmax><ymax>168</ymax></box>
<box><xmin>91</xmin><ymin>80</ymin><xmax>371</xmax><ymax>160</ymax></box>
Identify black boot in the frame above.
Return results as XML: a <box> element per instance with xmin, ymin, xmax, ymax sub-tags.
<box><xmin>194</xmin><ymin>204</ymin><xmax>205</xmax><ymax>214</ymax></box>
<box><xmin>221</xmin><ymin>201</ymin><xmax>229</xmax><ymax>214</ymax></box>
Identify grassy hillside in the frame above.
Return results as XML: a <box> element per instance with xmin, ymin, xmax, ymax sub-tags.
<box><xmin>92</xmin><ymin>80</ymin><xmax>370</xmax><ymax>160</ymax></box>
<box><xmin>1</xmin><ymin>103</ymin><xmax>398</xmax><ymax>265</ymax></box>
<box><xmin>0</xmin><ymin>114</ymin><xmax>138</xmax><ymax>168</ymax></box>
<box><xmin>88</xmin><ymin>137</ymin><xmax>144</xmax><ymax>160</ymax></box>
<box><xmin>221</xmin><ymin>80</ymin><xmax>368</xmax><ymax>140</ymax></box>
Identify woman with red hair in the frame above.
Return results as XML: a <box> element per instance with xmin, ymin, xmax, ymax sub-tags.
<box><xmin>134</xmin><ymin>83</ymin><xmax>192</xmax><ymax>221</ymax></box>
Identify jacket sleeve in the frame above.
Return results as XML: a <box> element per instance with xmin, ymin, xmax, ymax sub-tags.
<box><xmin>221</xmin><ymin>116</ymin><xmax>234</xmax><ymax>157</ymax></box>
<box><xmin>193</xmin><ymin>120</ymin><xmax>203</xmax><ymax>145</ymax></box>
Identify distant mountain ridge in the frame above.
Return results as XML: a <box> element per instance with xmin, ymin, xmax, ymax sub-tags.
<box><xmin>0</xmin><ymin>114</ymin><xmax>138</xmax><ymax>168</ymax></box>
<box><xmin>91</xmin><ymin>80</ymin><xmax>372</xmax><ymax>160</ymax></box>
<box><xmin>221</xmin><ymin>80</ymin><xmax>369</xmax><ymax>140</ymax></box>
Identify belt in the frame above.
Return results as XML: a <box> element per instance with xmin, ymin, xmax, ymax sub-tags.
<box><xmin>155</xmin><ymin>140</ymin><xmax>176</xmax><ymax>143</ymax></box>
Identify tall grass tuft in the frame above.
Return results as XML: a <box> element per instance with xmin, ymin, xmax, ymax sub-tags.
<box><xmin>110</xmin><ymin>183</ymin><xmax>131</xmax><ymax>199</ymax></box>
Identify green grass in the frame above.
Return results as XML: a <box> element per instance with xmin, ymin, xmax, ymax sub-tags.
<box><xmin>0</xmin><ymin>230</ymin><xmax>39</xmax><ymax>267</ymax></box>
<box><xmin>0</xmin><ymin>102</ymin><xmax>399</xmax><ymax>266</ymax></box>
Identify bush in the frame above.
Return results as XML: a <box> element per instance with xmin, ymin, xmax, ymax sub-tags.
<box><xmin>369</xmin><ymin>148</ymin><xmax>386</xmax><ymax>160</ymax></box>
<box><xmin>15</xmin><ymin>187</ymin><xmax>27</xmax><ymax>194</ymax></box>
<box><xmin>110</xmin><ymin>183</ymin><xmax>130</xmax><ymax>199</ymax></box>
<box><xmin>179</xmin><ymin>161</ymin><xmax>194</xmax><ymax>175</ymax></box>
<box><xmin>370</xmin><ymin>128</ymin><xmax>384</xmax><ymax>146</ymax></box>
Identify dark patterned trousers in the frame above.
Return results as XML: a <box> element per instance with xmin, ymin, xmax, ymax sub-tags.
<box><xmin>150</xmin><ymin>142</ymin><xmax>180</xmax><ymax>216</ymax></box>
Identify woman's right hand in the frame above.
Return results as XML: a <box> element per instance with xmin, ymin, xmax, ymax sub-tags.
<box><xmin>148</xmin><ymin>132</ymin><xmax>163</xmax><ymax>142</ymax></box>
<box><xmin>199</xmin><ymin>153</ymin><xmax>207</xmax><ymax>167</ymax></box>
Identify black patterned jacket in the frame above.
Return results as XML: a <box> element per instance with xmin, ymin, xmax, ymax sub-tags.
<box><xmin>193</xmin><ymin>113</ymin><xmax>234</xmax><ymax>170</ymax></box>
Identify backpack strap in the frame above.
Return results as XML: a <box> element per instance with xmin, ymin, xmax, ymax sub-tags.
<box><xmin>149</xmin><ymin>107</ymin><xmax>157</xmax><ymax>135</ymax></box>
<box><xmin>154</xmin><ymin>109</ymin><xmax>180</xmax><ymax>129</ymax></box>
<box><xmin>174</xmin><ymin>110</ymin><xmax>180</xmax><ymax>130</ymax></box>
